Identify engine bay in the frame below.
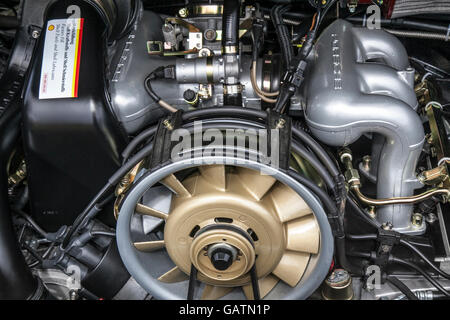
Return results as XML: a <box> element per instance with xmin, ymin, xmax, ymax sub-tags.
<box><xmin>0</xmin><ymin>0</ymin><xmax>450</xmax><ymax>301</ymax></box>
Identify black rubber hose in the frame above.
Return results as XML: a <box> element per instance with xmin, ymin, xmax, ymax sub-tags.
<box><xmin>346</xmin><ymin>195</ymin><xmax>381</xmax><ymax>229</ymax></box>
<box><xmin>387</xmin><ymin>276</ymin><xmax>419</xmax><ymax>300</ymax></box>
<box><xmin>291</xmin><ymin>125</ymin><xmax>340</xmax><ymax>177</ymax></box>
<box><xmin>390</xmin><ymin>257</ymin><xmax>450</xmax><ymax>298</ymax></box>
<box><xmin>121</xmin><ymin>125</ymin><xmax>157</xmax><ymax>164</ymax></box>
<box><xmin>222</xmin><ymin>0</ymin><xmax>240</xmax><ymax>49</ymax></box>
<box><xmin>288</xmin><ymin>170</ymin><xmax>337</xmax><ymax>216</ymax></box>
<box><xmin>122</xmin><ymin>107</ymin><xmax>267</xmax><ymax>163</ymax></box>
<box><xmin>291</xmin><ymin>142</ymin><xmax>335</xmax><ymax>191</ymax></box>
<box><xmin>122</xmin><ymin>107</ymin><xmax>266</xmax><ymax>162</ymax></box>
<box><xmin>181</xmin><ymin>107</ymin><xmax>267</xmax><ymax>122</ymax></box>
<box><xmin>335</xmin><ymin>236</ymin><xmax>364</xmax><ymax>276</ymax></box>
<box><xmin>0</xmin><ymin>101</ymin><xmax>38</xmax><ymax>299</ymax></box>
<box><xmin>399</xmin><ymin>239</ymin><xmax>450</xmax><ymax>280</ymax></box>
<box><xmin>346</xmin><ymin>233</ymin><xmax>377</xmax><ymax>241</ymax></box>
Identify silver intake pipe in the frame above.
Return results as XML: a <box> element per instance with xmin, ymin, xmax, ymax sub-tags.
<box><xmin>304</xmin><ymin>20</ymin><xmax>425</xmax><ymax>233</ymax></box>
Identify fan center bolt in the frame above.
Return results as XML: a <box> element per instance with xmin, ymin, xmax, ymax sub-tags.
<box><xmin>207</xmin><ymin>243</ymin><xmax>238</xmax><ymax>271</ymax></box>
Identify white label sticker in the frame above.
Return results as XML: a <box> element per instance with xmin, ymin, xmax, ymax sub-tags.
<box><xmin>39</xmin><ymin>18</ymin><xmax>84</xmax><ymax>99</ymax></box>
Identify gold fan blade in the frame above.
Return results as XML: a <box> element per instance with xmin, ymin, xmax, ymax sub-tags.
<box><xmin>270</xmin><ymin>182</ymin><xmax>313</xmax><ymax>222</ymax></box>
<box><xmin>199</xmin><ymin>165</ymin><xmax>226</xmax><ymax>190</ymax></box>
<box><xmin>272</xmin><ymin>251</ymin><xmax>310</xmax><ymax>287</ymax></box>
<box><xmin>237</xmin><ymin>167</ymin><xmax>277</xmax><ymax>200</ymax></box>
<box><xmin>135</xmin><ymin>203</ymin><xmax>168</xmax><ymax>220</ymax></box>
<box><xmin>286</xmin><ymin>215</ymin><xmax>320</xmax><ymax>254</ymax></box>
<box><xmin>242</xmin><ymin>274</ymin><xmax>279</xmax><ymax>300</ymax></box>
<box><xmin>157</xmin><ymin>266</ymin><xmax>189</xmax><ymax>283</ymax></box>
<box><xmin>161</xmin><ymin>174</ymin><xmax>191</xmax><ymax>197</ymax></box>
<box><xmin>134</xmin><ymin>240</ymin><xmax>165</xmax><ymax>252</ymax></box>
<box><xmin>201</xmin><ymin>285</ymin><xmax>233</xmax><ymax>300</ymax></box>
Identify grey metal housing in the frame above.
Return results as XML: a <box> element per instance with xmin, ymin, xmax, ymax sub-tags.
<box><xmin>109</xmin><ymin>10</ymin><xmax>264</xmax><ymax>134</ymax></box>
<box><xmin>303</xmin><ymin>20</ymin><xmax>425</xmax><ymax>233</ymax></box>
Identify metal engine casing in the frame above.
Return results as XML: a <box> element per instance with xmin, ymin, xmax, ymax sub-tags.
<box><xmin>303</xmin><ymin>20</ymin><xmax>425</xmax><ymax>233</ymax></box>
<box><xmin>108</xmin><ymin>9</ymin><xmax>272</xmax><ymax>134</ymax></box>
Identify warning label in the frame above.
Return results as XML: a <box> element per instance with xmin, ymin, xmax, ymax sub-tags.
<box><xmin>39</xmin><ymin>18</ymin><xmax>84</xmax><ymax>99</ymax></box>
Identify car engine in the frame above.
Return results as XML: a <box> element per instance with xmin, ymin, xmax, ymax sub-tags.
<box><xmin>1</xmin><ymin>0</ymin><xmax>450</xmax><ymax>301</ymax></box>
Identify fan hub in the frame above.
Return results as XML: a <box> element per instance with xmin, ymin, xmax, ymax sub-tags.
<box><xmin>190</xmin><ymin>227</ymin><xmax>255</xmax><ymax>282</ymax></box>
<box><xmin>163</xmin><ymin>167</ymin><xmax>290</xmax><ymax>286</ymax></box>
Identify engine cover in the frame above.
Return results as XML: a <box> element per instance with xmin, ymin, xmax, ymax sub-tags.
<box><xmin>23</xmin><ymin>0</ymin><xmax>127</xmax><ymax>230</ymax></box>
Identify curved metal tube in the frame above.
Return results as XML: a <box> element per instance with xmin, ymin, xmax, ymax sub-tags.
<box><xmin>352</xmin><ymin>186</ymin><xmax>450</xmax><ymax>206</ymax></box>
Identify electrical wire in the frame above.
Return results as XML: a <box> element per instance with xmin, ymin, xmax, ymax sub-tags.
<box><xmin>391</xmin><ymin>257</ymin><xmax>450</xmax><ymax>298</ymax></box>
<box><xmin>144</xmin><ymin>75</ymin><xmax>178</xmax><ymax>113</ymax></box>
<box><xmin>399</xmin><ymin>239</ymin><xmax>450</xmax><ymax>281</ymax></box>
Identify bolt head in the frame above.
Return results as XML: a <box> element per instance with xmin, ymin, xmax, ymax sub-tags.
<box><xmin>31</xmin><ymin>30</ymin><xmax>40</xmax><ymax>39</ymax></box>
<box><xmin>412</xmin><ymin>213</ymin><xmax>423</xmax><ymax>227</ymax></box>
<box><xmin>178</xmin><ymin>8</ymin><xmax>188</xmax><ymax>17</ymax></box>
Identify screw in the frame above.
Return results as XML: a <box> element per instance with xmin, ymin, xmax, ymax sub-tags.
<box><xmin>412</xmin><ymin>213</ymin><xmax>423</xmax><ymax>227</ymax></box>
<box><xmin>163</xmin><ymin>119</ymin><xmax>174</xmax><ymax>131</ymax></box>
<box><xmin>425</xmin><ymin>213</ymin><xmax>437</xmax><ymax>224</ymax></box>
<box><xmin>69</xmin><ymin>289</ymin><xmax>79</xmax><ymax>300</ymax></box>
<box><xmin>382</xmin><ymin>222</ymin><xmax>393</xmax><ymax>230</ymax></box>
<box><xmin>275</xmin><ymin>118</ymin><xmax>286</xmax><ymax>129</ymax></box>
<box><xmin>178</xmin><ymin>8</ymin><xmax>188</xmax><ymax>18</ymax></box>
<box><xmin>204</xmin><ymin>29</ymin><xmax>216</xmax><ymax>41</ymax></box>
<box><xmin>362</xmin><ymin>155</ymin><xmax>371</xmax><ymax>171</ymax></box>
<box><xmin>367</xmin><ymin>206</ymin><xmax>376</xmax><ymax>219</ymax></box>
<box><xmin>31</xmin><ymin>30</ymin><xmax>40</xmax><ymax>39</ymax></box>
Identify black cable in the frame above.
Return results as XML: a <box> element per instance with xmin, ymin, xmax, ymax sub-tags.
<box><xmin>122</xmin><ymin>107</ymin><xmax>266</xmax><ymax>163</ymax></box>
<box><xmin>271</xmin><ymin>4</ymin><xmax>294</xmax><ymax>70</ymax></box>
<box><xmin>61</xmin><ymin>141</ymin><xmax>156</xmax><ymax>249</ymax></box>
<box><xmin>144</xmin><ymin>75</ymin><xmax>161</xmax><ymax>103</ymax></box>
<box><xmin>399</xmin><ymin>239</ymin><xmax>450</xmax><ymax>281</ymax></box>
<box><xmin>181</xmin><ymin>107</ymin><xmax>267</xmax><ymax>122</ymax></box>
<box><xmin>12</xmin><ymin>208</ymin><xmax>48</xmax><ymax>239</ymax></box>
<box><xmin>250</xmin><ymin>264</ymin><xmax>260</xmax><ymax>300</ymax></box>
<box><xmin>121</xmin><ymin>125</ymin><xmax>157</xmax><ymax>164</ymax></box>
<box><xmin>291</xmin><ymin>141</ymin><xmax>335</xmax><ymax>191</ymax></box>
<box><xmin>90</xmin><ymin>230</ymin><xmax>116</xmax><ymax>237</ymax></box>
<box><xmin>292</xmin><ymin>125</ymin><xmax>340</xmax><ymax>177</ymax></box>
<box><xmin>187</xmin><ymin>264</ymin><xmax>198</xmax><ymax>300</ymax></box>
<box><xmin>287</xmin><ymin>170</ymin><xmax>337</xmax><ymax>215</ymax></box>
<box><xmin>346</xmin><ymin>194</ymin><xmax>381</xmax><ymax>229</ymax></box>
<box><xmin>387</xmin><ymin>276</ymin><xmax>419</xmax><ymax>300</ymax></box>
<box><xmin>346</xmin><ymin>233</ymin><xmax>377</xmax><ymax>241</ymax></box>
<box><xmin>391</xmin><ymin>257</ymin><xmax>450</xmax><ymax>298</ymax></box>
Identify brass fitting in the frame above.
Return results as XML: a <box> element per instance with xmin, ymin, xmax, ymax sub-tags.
<box><xmin>339</xmin><ymin>148</ymin><xmax>361</xmax><ymax>188</ymax></box>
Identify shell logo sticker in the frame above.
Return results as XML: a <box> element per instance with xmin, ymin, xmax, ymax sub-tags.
<box><xmin>48</xmin><ymin>25</ymin><xmax>55</xmax><ymax>31</ymax></box>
